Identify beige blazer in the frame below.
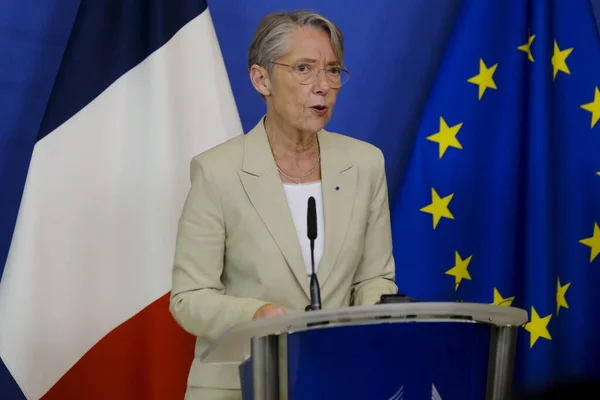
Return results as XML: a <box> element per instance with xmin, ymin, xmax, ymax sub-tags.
<box><xmin>169</xmin><ymin>117</ymin><xmax>398</xmax><ymax>392</ymax></box>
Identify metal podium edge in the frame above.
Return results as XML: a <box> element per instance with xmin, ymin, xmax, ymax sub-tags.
<box><xmin>201</xmin><ymin>303</ymin><xmax>529</xmax><ymax>364</ymax></box>
<box><xmin>278</xmin><ymin>333</ymin><xmax>289</xmax><ymax>400</ymax></box>
<box><xmin>486</xmin><ymin>325</ymin><xmax>519</xmax><ymax>400</ymax></box>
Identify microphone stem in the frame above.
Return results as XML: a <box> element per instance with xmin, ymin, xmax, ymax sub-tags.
<box><xmin>309</xmin><ymin>239</ymin><xmax>321</xmax><ymax>310</ymax></box>
<box><xmin>310</xmin><ymin>240</ymin><xmax>315</xmax><ymax>275</ymax></box>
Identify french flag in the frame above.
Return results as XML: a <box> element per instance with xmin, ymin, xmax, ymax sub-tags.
<box><xmin>0</xmin><ymin>0</ymin><xmax>242</xmax><ymax>398</ymax></box>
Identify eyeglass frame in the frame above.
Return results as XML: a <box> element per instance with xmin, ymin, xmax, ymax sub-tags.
<box><xmin>268</xmin><ymin>61</ymin><xmax>351</xmax><ymax>88</ymax></box>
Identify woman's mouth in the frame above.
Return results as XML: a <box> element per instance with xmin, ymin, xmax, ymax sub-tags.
<box><xmin>310</xmin><ymin>105</ymin><xmax>328</xmax><ymax>116</ymax></box>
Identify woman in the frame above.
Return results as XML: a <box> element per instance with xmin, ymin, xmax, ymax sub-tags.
<box><xmin>170</xmin><ymin>9</ymin><xmax>398</xmax><ymax>400</ymax></box>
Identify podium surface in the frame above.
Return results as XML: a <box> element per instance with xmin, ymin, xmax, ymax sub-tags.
<box><xmin>201</xmin><ymin>302</ymin><xmax>528</xmax><ymax>400</ymax></box>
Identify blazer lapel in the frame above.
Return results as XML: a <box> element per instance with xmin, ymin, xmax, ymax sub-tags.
<box><xmin>317</xmin><ymin>130</ymin><xmax>357</xmax><ymax>288</ymax></box>
<box><xmin>238</xmin><ymin>120</ymin><xmax>310</xmax><ymax>298</ymax></box>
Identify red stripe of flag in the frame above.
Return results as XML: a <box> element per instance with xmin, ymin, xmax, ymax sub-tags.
<box><xmin>41</xmin><ymin>293</ymin><xmax>195</xmax><ymax>400</ymax></box>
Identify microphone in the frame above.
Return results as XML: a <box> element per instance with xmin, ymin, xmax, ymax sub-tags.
<box><xmin>306</xmin><ymin>196</ymin><xmax>322</xmax><ymax>311</ymax></box>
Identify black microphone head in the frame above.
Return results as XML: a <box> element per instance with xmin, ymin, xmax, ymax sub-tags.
<box><xmin>307</xmin><ymin>196</ymin><xmax>317</xmax><ymax>240</ymax></box>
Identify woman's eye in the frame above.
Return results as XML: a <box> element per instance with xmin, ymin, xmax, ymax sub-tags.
<box><xmin>295</xmin><ymin>65</ymin><xmax>311</xmax><ymax>73</ymax></box>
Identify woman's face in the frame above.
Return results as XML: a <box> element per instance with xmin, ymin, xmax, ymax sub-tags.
<box><xmin>266</xmin><ymin>27</ymin><xmax>341</xmax><ymax>135</ymax></box>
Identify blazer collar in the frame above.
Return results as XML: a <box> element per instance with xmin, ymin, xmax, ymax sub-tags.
<box><xmin>238</xmin><ymin>116</ymin><xmax>356</xmax><ymax>301</ymax></box>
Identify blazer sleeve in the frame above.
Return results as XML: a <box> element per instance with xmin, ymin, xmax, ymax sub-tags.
<box><xmin>169</xmin><ymin>157</ymin><xmax>269</xmax><ymax>342</ymax></box>
<box><xmin>350</xmin><ymin>149</ymin><xmax>398</xmax><ymax>306</ymax></box>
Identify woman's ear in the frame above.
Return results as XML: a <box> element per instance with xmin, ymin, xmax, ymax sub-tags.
<box><xmin>249</xmin><ymin>65</ymin><xmax>271</xmax><ymax>97</ymax></box>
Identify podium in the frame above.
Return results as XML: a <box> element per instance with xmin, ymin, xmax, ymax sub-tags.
<box><xmin>200</xmin><ymin>302</ymin><xmax>528</xmax><ymax>400</ymax></box>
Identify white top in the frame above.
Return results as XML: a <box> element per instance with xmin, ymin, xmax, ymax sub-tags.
<box><xmin>282</xmin><ymin>181</ymin><xmax>325</xmax><ymax>278</ymax></box>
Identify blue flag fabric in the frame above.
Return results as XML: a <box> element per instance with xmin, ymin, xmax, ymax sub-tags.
<box><xmin>0</xmin><ymin>3</ymin><xmax>78</xmax><ymax>397</ymax></box>
<box><xmin>392</xmin><ymin>0</ymin><xmax>600</xmax><ymax>388</ymax></box>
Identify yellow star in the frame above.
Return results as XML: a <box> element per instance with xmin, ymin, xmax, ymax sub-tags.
<box><xmin>551</xmin><ymin>40</ymin><xmax>573</xmax><ymax>80</ymax></box>
<box><xmin>426</xmin><ymin>117</ymin><xmax>463</xmax><ymax>158</ymax></box>
<box><xmin>492</xmin><ymin>287</ymin><xmax>514</xmax><ymax>307</ymax></box>
<box><xmin>518</xmin><ymin>33</ymin><xmax>535</xmax><ymax>62</ymax></box>
<box><xmin>445</xmin><ymin>251</ymin><xmax>472</xmax><ymax>291</ymax></box>
<box><xmin>597</xmin><ymin>171</ymin><xmax>600</xmax><ymax>176</ymax></box>
<box><xmin>420</xmin><ymin>188</ymin><xmax>454</xmax><ymax>229</ymax></box>
<box><xmin>524</xmin><ymin>307</ymin><xmax>552</xmax><ymax>348</ymax></box>
<box><xmin>581</xmin><ymin>87</ymin><xmax>600</xmax><ymax>128</ymax></box>
<box><xmin>467</xmin><ymin>58</ymin><xmax>498</xmax><ymax>100</ymax></box>
<box><xmin>556</xmin><ymin>277</ymin><xmax>571</xmax><ymax>315</ymax></box>
<box><xmin>579</xmin><ymin>222</ymin><xmax>600</xmax><ymax>263</ymax></box>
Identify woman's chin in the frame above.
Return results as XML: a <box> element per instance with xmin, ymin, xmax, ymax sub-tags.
<box><xmin>302</xmin><ymin>113</ymin><xmax>331</xmax><ymax>132</ymax></box>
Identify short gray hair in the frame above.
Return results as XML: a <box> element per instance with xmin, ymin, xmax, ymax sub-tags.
<box><xmin>248</xmin><ymin>10</ymin><xmax>344</xmax><ymax>73</ymax></box>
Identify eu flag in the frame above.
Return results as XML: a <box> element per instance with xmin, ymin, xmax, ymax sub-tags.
<box><xmin>391</xmin><ymin>0</ymin><xmax>600</xmax><ymax>389</ymax></box>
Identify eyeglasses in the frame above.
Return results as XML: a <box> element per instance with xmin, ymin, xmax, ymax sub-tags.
<box><xmin>269</xmin><ymin>62</ymin><xmax>350</xmax><ymax>88</ymax></box>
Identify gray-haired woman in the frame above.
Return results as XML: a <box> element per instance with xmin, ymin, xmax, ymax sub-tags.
<box><xmin>170</xmin><ymin>9</ymin><xmax>398</xmax><ymax>400</ymax></box>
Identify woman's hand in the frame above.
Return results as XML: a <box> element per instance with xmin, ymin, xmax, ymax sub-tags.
<box><xmin>253</xmin><ymin>303</ymin><xmax>287</xmax><ymax>320</ymax></box>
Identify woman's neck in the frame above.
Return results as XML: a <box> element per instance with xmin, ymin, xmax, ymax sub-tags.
<box><xmin>264</xmin><ymin>114</ymin><xmax>319</xmax><ymax>162</ymax></box>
